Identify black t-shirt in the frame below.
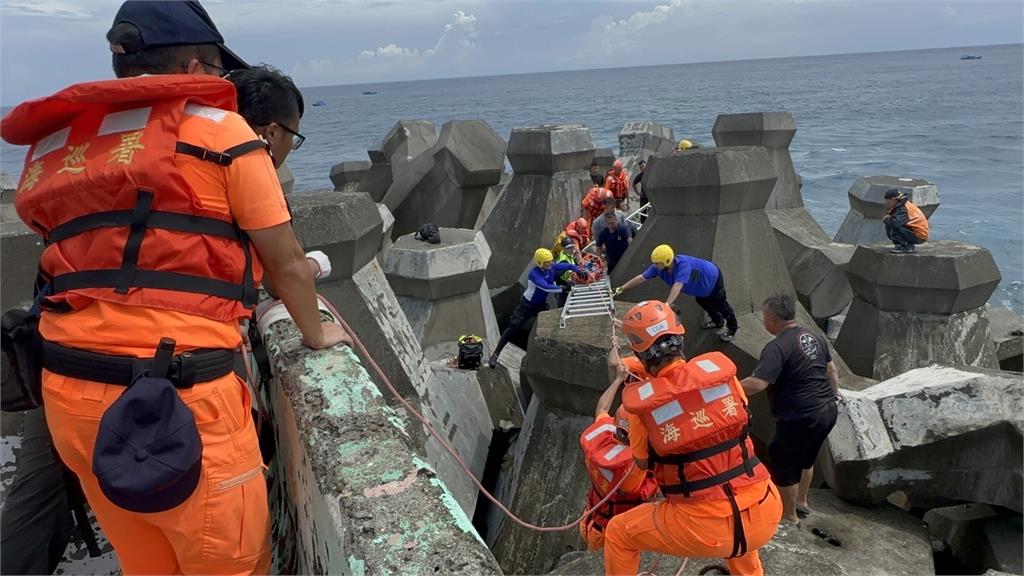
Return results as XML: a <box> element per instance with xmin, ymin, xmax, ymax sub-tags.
<box><xmin>598</xmin><ymin>225</ymin><xmax>633</xmax><ymax>265</ymax></box>
<box><xmin>752</xmin><ymin>325</ymin><xmax>834</xmax><ymax>421</ymax></box>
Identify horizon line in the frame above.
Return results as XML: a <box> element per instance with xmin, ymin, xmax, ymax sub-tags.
<box><xmin>300</xmin><ymin>41</ymin><xmax>1022</xmax><ymax>91</ymax></box>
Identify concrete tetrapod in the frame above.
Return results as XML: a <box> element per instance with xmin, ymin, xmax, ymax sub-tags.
<box><xmin>713</xmin><ymin>112</ymin><xmax>854</xmax><ymax>322</ymax></box>
<box><xmin>549</xmin><ymin>489</ymin><xmax>933</xmax><ymax>576</ymax></box>
<box><xmin>276</xmin><ymin>162</ymin><xmax>294</xmax><ymax>195</ymax></box>
<box><xmin>835</xmin><ymin>241</ymin><xmax>1002</xmax><ymax>380</ymax></box>
<box><xmin>383</xmin><ymin>228</ymin><xmax>500</xmax><ymax>361</ymax></box>
<box><xmin>0</xmin><ymin>216</ymin><xmax>42</xmax><ymax>310</ymax></box>
<box><xmin>987</xmin><ymin>305</ymin><xmax>1023</xmax><ymax>372</ymax></box>
<box><xmin>289</xmin><ymin>191</ymin><xmax>491</xmax><ymax>515</ymax></box>
<box><xmin>388</xmin><ymin>120</ymin><xmax>506</xmax><ymax>238</ymax></box>
<box><xmin>259</xmin><ymin>304</ymin><xmax>500</xmax><ymax>575</ymax></box>
<box><xmin>823</xmin><ymin>365</ymin><xmax>1023</xmax><ymax>513</ymax></box>
<box><xmin>482</xmin><ymin>124</ymin><xmax>596</xmax><ymax>322</ymax></box>
<box><xmin>618</xmin><ymin>121</ymin><xmax>676</xmax><ymax>206</ymax></box>
<box><xmin>834</xmin><ymin>175</ymin><xmax>940</xmax><ymax>245</ymax></box>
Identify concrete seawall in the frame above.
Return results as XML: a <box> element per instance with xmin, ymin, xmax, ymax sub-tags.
<box><xmin>260</xmin><ymin>307</ymin><xmax>501</xmax><ymax>575</ymax></box>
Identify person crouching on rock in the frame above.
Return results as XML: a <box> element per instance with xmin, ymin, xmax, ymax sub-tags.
<box><xmin>882</xmin><ymin>188</ymin><xmax>929</xmax><ymax>253</ymax></box>
<box><xmin>579</xmin><ymin>341</ymin><xmax>659</xmax><ymax>551</ymax></box>
<box><xmin>555</xmin><ymin>235</ymin><xmax>581</xmax><ymax>307</ymax></box>
<box><xmin>604</xmin><ymin>301</ymin><xmax>782</xmax><ymax>576</ymax></box>
<box><xmin>488</xmin><ymin>248</ymin><xmax>585</xmax><ymax>368</ymax></box>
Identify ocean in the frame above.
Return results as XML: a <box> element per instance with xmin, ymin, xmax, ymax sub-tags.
<box><xmin>2</xmin><ymin>43</ymin><xmax>1022</xmax><ymax>313</ymax></box>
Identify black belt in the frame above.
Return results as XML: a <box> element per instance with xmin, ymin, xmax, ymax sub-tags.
<box><xmin>42</xmin><ymin>340</ymin><xmax>237</xmax><ymax>388</ymax></box>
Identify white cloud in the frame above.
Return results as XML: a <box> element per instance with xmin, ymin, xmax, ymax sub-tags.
<box><xmin>1</xmin><ymin>0</ymin><xmax>95</xmax><ymax>19</ymax></box>
<box><xmin>604</xmin><ymin>0</ymin><xmax>684</xmax><ymax>35</ymax></box>
<box><xmin>292</xmin><ymin>9</ymin><xmax>480</xmax><ymax>85</ymax></box>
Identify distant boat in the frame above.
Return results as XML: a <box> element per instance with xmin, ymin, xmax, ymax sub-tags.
<box><xmin>960</xmin><ymin>55</ymin><xmax>982</xmax><ymax>60</ymax></box>
<box><xmin>362</xmin><ymin>91</ymin><xmax>378</xmax><ymax>95</ymax></box>
<box><xmin>312</xmin><ymin>100</ymin><xmax>326</xmax><ymax>107</ymax></box>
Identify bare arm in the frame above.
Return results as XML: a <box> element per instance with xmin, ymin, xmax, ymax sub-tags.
<box><xmin>826</xmin><ymin>361</ymin><xmax>841</xmax><ymax>397</ymax></box>
<box><xmin>619</xmin><ymin>274</ymin><xmax>646</xmax><ymax>292</ymax></box>
<box><xmin>248</xmin><ymin>223</ymin><xmax>350</xmax><ymax>349</ymax></box>
<box><xmin>740</xmin><ymin>376</ymin><xmax>771</xmax><ymax>396</ymax></box>
<box><xmin>666</xmin><ymin>282</ymin><xmax>684</xmax><ymax>307</ymax></box>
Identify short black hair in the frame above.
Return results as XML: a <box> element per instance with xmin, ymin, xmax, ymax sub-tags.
<box><xmin>107</xmin><ymin>22</ymin><xmax>220</xmax><ymax>78</ymax></box>
<box><xmin>763</xmin><ymin>294</ymin><xmax>796</xmax><ymax>321</ymax></box>
<box><xmin>230</xmin><ymin>65</ymin><xmax>304</xmax><ymax>127</ymax></box>
<box><xmin>604</xmin><ymin>211</ymin><xmax>618</xmax><ymax>221</ymax></box>
<box><xmin>590</xmin><ymin>160</ymin><xmax>600</xmax><ymax>168</ymax></box>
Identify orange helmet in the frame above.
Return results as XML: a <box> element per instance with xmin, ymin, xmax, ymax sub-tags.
<box><xmin>613</xmin><ymin>159</ymin><xmax>624</xmax><ymax>170</ymax></box>
<box><xmin>622</xmin><ymin>301</ymin><xmax>685</xmax><ymax>357</ymax></box>
<box><xmin>573</xmin><ymin>218</ymin><xmax>589</xmax><ymax>235</ymax></box>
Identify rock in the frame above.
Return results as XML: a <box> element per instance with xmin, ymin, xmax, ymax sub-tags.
<box><xmin>549</xmin><ymin>489</ymin><xmax>933</xmax><ymax>576</ymax></box>
<box><xmin>835</xmin><ymin>242</ymin><xmax>1001</xmax><ymax>379</ymax></box>
<box><xmin>375</xmin><ymin>202</ymin><xmax>396</xmax><ymax>265</ymax></box>
<box><xmin>329</xmin><ymin>159</ymin><xmax>371</xmax><ymax>191</ymax></box>
<box><xmin>384</xmin><ymin>228</ymin><xmax>500</xmax><ymax>361</ymax></box>
<box><xmin>330</xmin><ymin>119</ymin><xmax>437</xmax><ymax>202</ymax></box>
<box><xmin>475</xmin><ymin>171</ymin><xmax>510</xmax><ymax>230</ymax></box>
<box><xmin>276</xmin><ymin>162</ymin><xmax>294</xmax><ymax>195</ymax></box>
<box><xmin>834</xmin><ymin>176</ymin><xmax>940</xmax><ymax>245</ymax></box>
<box><xmin>259</xmin><ymin>305</ymin><xmax>500</xmax><ymax>575</ymax></box>
<box><xmin>617</xmin><ymin>121</ymin><xmax>676</xmax><ymax>207</ymax></box>
<box><xmin>714</xmin><ymin>112</ymin><xmax>854</xmax><ymax>322</ymax></box>
<box><xmin>488</xmin><ymin>398</ymin><xmax>593</xmax><ymax>575</ymax></box>
<box><xmin>290</xmin><ymin>191</ymin><xmax>491</xmax><ymax>515</ymax></box>
<box><xmin>383</xmin><ymin>120</ymin><xmax>439</xmax><ymax>164</ymax></box>
<box><xmin>988</xmin><ymin>305</ymin><xmax>1024</xmax><ymax>372</ymax></box>
<box><xmin>769</xmin><ymin>209</ymin><xmax>855</xmax><ymax>321</ymax></box>
<box><xmin>593</xmin><ymin>147</ymin><xmax>615</xmax><ymax>173</ymax></box>
<box><xmin>823</xmin><ymin>365</ymin><xmax>1023</xmax><ymax>513</ymax></box>
<box><xmin>982</xmin><ymin>515</ymin><xmax>1023</xmax><ymax>575</ymax></box>
<box><xmin>924</xmin><ymin>503</ymin><xmax>999</xmax><ymax>572</ymax></box>
<box><xmin>520</xmin><ymin>303</ymin><xmax>634</xmax><ymax>415</ymax></box>
<box><xmin>388</xmin><ymin>120</ymin><xmax>506</xmax><ymax>238</ymax></box>
<box><xmin>482</xmin><ymin>125</ymin><xmax>595</xmax><ymax>319</ymax></box>
<box><xmin>0</xmin><ymin>219</ymin><xmax>43</xmax><ymax>310</ymax></box>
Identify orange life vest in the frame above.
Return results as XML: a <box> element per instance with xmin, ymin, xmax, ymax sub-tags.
<box><xmin>580</xmin><ymin>416</ymin><xmax>659</xmax><ymax>532</ymax></box>
<box><xmin>582</xmin><ymin>186</ymin><xmax>608</xmax><ymax>223</ymax></box>
<box><xmin>621</xmin><ymin>352</ymin><xmax>768</xmax><ymax>503</ymax></box>
<box><xmin>905</xmin><ymin>201</ymin><xmax>929</xmax><ymax>241</ymax></box>
<box><xmin>605</xmin><ymin>170</ymin><xmax>629</xmax><ymax>200</ymax></box>
<box><xmin>2</xmin><ymin>75</ymin><xmax>268</xmax><ymax>322</ymax></box>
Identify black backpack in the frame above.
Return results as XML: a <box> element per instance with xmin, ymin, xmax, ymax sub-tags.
<box><xmin>415</xmin><ymin>223</ymin><xmax>441</xmax><ymax>244</ymax></box>
<box><xmin>457</xmin><ymin>335</ymin><xmax>483</xmax><ymax>370</ymax></box>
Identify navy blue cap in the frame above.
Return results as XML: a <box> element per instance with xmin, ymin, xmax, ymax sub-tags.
<box><xmin>110</xmin><ymin>1</ymin><xmax>249</xmax><ymax>71</ymax></box>
<box><xmin>92</xmin><ymin>377</ymin><xmax>202</xmax><ymax>513</ymax></box>
<box><xmin>884</xmin><ymin>188</ymin><xmax>906</xmax><ymax>200</ymax></box>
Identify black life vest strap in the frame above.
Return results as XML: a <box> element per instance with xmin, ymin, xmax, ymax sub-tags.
<box><xmin>724</xmin><ymin>484</ymin><xmax>748</xmax><ymax>559</ymax></box>
<box><xmin>45</xmin><ymin>189</ymin><xmax>258</xmax><ymax>308</ymax></box>
<box><xmin>175</xmin><ymin>139</ymin><xmax>268</xmax><ymax>166</ymax></box>
<box><xmin>647</xmin><ymin>428</ymin><xmax>749</xmax><ymax>465</ymax></box>
<box><xmin>660</xmin><ymin>455</ymin><xmax>761</xmax><ymax>496</ymax></box>
<box><xmin>47</xmin><ymin>210</ymin><xmax>243</xmax><ymax>244</ymax></box>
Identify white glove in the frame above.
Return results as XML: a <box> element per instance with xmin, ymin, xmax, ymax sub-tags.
<box><xmin>306</xmin><ymin>250</ymin><xmax>332</xmax><ymax>279</ymax></box>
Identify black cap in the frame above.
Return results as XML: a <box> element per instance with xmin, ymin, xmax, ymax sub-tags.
<box><xmin>110</xmin><ymin>1</ymin><xmax>249</xmax><ymax>71</ymax></box>
<box><xmin>884</xmin><ymin>188</ymin><xmax>906</xmax><ymax>200</ymax></box>
<box><xmin>92</xmin><ymin>377</ymin><xmax>203</xmax><ymax>513</ymax></box>
<box><xmin>561</xmin><ymin>236</ymin><xmax>576</xmax><ymax>248</ymax></box>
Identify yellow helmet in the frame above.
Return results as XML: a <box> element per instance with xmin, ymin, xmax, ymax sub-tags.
<box><xmin>534</xmin><ymin>248</ymin><xmax>554</xmax><ymax>266</ymax></box>
<box><xmin>677</xmin><ymin>139</ymin><xmax>695</xmax><ymax>151</ymax></box>
<box><xmin>651</xmin><ymin>244</ymin><xmax>674</xmax><ymax>266</ymax></box>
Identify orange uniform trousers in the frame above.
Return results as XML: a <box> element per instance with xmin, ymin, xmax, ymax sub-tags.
<box><xmin>581</xmin><ymin>518</ymin><xmax>606</xmax><ymax>550</ymax></box>
<box><xmin>603</xmin><ymin>481</ymin><xmax>782</xmax><ymax>576</ymax></box>
<box><xmin>42</xmin><ymin>369</ymin><xmax>271</xmax><ymax>575</ymax></box>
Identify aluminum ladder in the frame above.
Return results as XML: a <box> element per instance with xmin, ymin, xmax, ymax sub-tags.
<box><xmin>559</xmin><ymin>277</ymin><xmax>615</xmax><ymax>328</ymax></box>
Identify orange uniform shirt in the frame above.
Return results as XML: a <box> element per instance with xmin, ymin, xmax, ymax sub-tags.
<box><xmin>39</xmin><ymin>105</ymin><xmax>291</xmax><ymax>357</ymax></box>
<box><xmin>625</xmin><ymin>357</ymin><xmax>770</xmax><ymax>516</ymax></box>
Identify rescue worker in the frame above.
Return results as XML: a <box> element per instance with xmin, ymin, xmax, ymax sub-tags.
<box><xmin>616</xmin><ymin>245</ymin><xmax>739</xmax><ymax>342</ymax></box>
<box><xmin>555</xmin><ymin>235</ymin><xmax>581</xmax><ymax>307</ymax></box>
<box><xmin>882</xmin><ymin>188</ymin><xmax>929</xmax><ymax>253</ymax></box>
<box><xmin>591</xmin><ymin>194</ymin><xmax>629</xmax><ymax>241</ymax></box>
<box><xmin>488</xmin><ymin>248</ymin><xmax>584</xmax><ymax>368</ymax></box>
<box><xmin>605</xmin><ymin>159</ymin><xmax>630</xmax><ymax>210</ymax></box>
<box><xmin>604</xmin><ymin>301</ymin><xmax>782</xmax><ymax>576</ymax></box>
<box><xmin>565</xmin><ymin>217</ymin><xmax>592</xmax><ymax>250</ymax></box>
<box><xmin>0</xmin><ymin>2</ymin><xmax>348</xmax><ymax>573</ymax></box>
<box><xmin>583</xmin><ymin>185</ymin><xmax>614</xmax><ymax>224</ymax></box>
<box><xmin>579</xmin><ymin>345</ymin><xmax>659</xmax><ymax>550</ymax></box>
<box><xmin>676</xmin><ymin>139</ymin><xmax>701</xmax><ymax>153</ymax></box>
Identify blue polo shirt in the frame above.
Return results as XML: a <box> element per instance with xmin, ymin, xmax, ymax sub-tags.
<box><xmin>643</xmin><ymin>255</ymin><xmax>719</xmax><ymax>298</ymax></box>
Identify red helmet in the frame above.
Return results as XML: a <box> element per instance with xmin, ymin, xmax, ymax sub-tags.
<box><xmin>622</xmin><ymin>301</ymin><xmax>685</xmax><ymax>355</ymax></box>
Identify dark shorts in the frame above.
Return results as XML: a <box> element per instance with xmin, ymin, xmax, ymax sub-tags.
<box><xmin>768</xmin><ymin>401</ymin><xmax>838</xmax><ymax>487</ymax></box>
<box><xmin>508</xmin><ymin>299</ymin><xmax>548</xmax><ymax>331</ymax></box>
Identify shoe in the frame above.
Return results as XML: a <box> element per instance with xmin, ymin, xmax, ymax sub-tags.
<box><xmin>796</xmin><ymin>505</ymin><xmax>811</xmax><ymax>519</ymax></box>
<box><xmin>890</xmin><ymin>244</ymin><xmax>915</xmax><ymax>254</ymax></box>
<box><xmin>719</xmin><ymin>329</ymin><xmax>736</xmax><ymax>342</ymax></box>
<box><xmin>488</xmin><ymin>353</ymin><xmax>499</xmax><ymax>370</ymax></box>
<box><xmin>700</xmin><ymin>319</ymin><xmax>724</xmax><ymax>330</ymax></box>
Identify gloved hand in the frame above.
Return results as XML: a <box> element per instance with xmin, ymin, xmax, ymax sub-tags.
<box><xmin>613</xmin><ymin>286</ymin><xmax>624</xmax><ymax>297</ymax></box>
<box><xmin>579</xmin><ymin>270</ymin><xmax>590</xmax><ymax>280</ymax></box>
<box><xmin>306</xmin><ymin>250</ymin><xmax>332</xmax><ymax>279</ymax></box>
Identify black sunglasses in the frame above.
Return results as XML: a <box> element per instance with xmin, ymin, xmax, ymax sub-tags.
<box><xmin>275</xmin><ymin>122</ymin><xmax>305</xmax><ymax>151</ymax></box>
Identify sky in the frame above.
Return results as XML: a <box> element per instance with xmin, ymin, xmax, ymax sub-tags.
<box><xmin>1</xmin><ymin>0</ymin><xmax>1022</xmax><ymax>105</ymax></box>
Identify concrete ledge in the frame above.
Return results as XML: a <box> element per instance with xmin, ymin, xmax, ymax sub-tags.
<box><xmin>261</xmin><ymin>312</ymin><xmax>501</xmax><ymax>575</ymax></box>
